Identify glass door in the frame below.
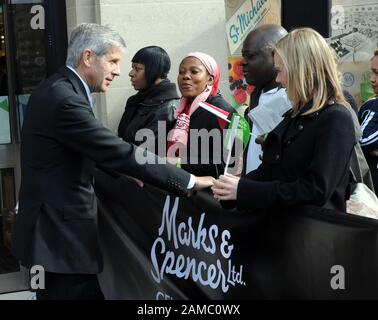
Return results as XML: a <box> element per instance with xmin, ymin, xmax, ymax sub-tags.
<box><xmin>0</xmin><ymin>0</ymin><xmax>67</xmax><ymax>295</ymax></box>
<box><xmin>12</xmin><ymin>0</ymin><xmax>47</xmax><ymax>130</ymax></box>
<box><xmin>0</xmin><ymin>0</ymin><xmax>50</xmax><ymax>295</ymax></box>
<box><xmin>0</xmin><ymin>0</ymin><xmax>67</xmax><ymax>296</ymax></box>
<box><xmin>0</xmin><ymin>1</ymin><xmax>22</xmax><ymax>295</ymax></box>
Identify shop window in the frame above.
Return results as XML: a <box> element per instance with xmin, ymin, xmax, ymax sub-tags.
<box><xmin>0</xmin><ymin>0</ymin><xmax>67</xmax><ymax>294</ymax></box>
<box><xmin>10</xmin><ymin>0</ymin><xmax>46</xmax><ymax>130</ymax></box>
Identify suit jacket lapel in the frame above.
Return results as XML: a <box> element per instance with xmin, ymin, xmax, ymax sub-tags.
<box><xmin>58</xmin><ymin>66</ymin><xmax>93</xmax><ymax>112</ymax></box>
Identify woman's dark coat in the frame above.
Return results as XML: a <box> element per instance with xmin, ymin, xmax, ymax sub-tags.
<box><xmin>118</xmin><ymin>79</ymin><xmax>179</xmax><ymax>155</ymax></box>
<box><xmin>237</xmin><ymin>102</ymin><xmax>355</xmax><ymax>213</ymax></box>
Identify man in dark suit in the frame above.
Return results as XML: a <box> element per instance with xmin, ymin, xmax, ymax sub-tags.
<box><xmin>11</xmin><ymin>23</ymin><xmax>212</xmax><ymax>300</ymax></box>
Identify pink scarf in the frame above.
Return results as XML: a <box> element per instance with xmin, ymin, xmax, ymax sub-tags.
<box><xmin>167</xmin><ymin>52</ymin><xmax>220</xmax><ymax>157</ymax></box>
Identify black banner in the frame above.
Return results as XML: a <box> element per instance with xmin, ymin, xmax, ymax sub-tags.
<box><xmin>95</xmin><ymin>170</ymin><xmax>378</xmax><ymax>300</ymax></box>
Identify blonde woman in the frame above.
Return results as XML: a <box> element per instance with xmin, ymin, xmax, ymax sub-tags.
<box><xmin>212</xmin><ymin>28</ymin><xmax>355</xmax><ymax>213</ymax></box>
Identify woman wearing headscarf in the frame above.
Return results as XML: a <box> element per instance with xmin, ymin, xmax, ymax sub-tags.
<box><xmin>118</xmin><ymin>46</ymin><xmax>179</xmax><ymax>155</ymax></box>
<box><xmin>212</xmin><ymin>28</ymin><xmax>355</xmax><ymax>213</ymax></box>
<box><xmin>167</xmin><ymin>52</ymin><xmax>235</xmax><ymax>177</ymax></box>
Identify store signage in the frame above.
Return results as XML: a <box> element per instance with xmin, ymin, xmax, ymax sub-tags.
<box><xmin>96</xmin><ymin>170</ymin><xmax>378</xmax><ymax>299</ymax></box>
<box><xmin>226</xmin><ymin>0</ymin><xmax>271</xmax><ymax>55</ymax></box>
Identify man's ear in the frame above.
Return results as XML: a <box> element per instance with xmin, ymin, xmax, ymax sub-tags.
<box><xmin>82</xmin><ymin>49</ymin><xmax>94</xmax><ymax>67</ymax></box>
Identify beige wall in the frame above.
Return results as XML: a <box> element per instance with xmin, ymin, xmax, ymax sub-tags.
<box><xmin>65</xmin><ymin>0</ymin><xmax>109</xmax><ymax>124</ymax></box>
<box><xmin>65</xmin><ymin>0</ymin><xmax>231</xmax><ymax>133</ymax></box>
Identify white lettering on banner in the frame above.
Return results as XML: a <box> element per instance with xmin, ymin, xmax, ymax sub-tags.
<box><xmin>226</xmin><ymin>0</ymin><xmax>271</xmax><ymax>55</ymax></box>
<box><xmin>150</xmin><ymin>196</ymin><xmax>246</xmax><ymax>298</ymax></box>
<box><xmin>156</xmin><ymin>291</ymin><xmax>173</xmax><ymax>300</ymax></box>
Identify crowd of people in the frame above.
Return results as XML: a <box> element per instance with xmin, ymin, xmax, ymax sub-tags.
<box><xmin>10</xmin><ymin>21</ymin><xmax>378</xmax><ymax>300</ymax></box>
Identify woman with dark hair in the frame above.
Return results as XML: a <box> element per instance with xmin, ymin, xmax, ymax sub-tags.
<box><xmin>118</xmin><ymin>46</ymin><xmax>179</xmax><ymax>155</ymax></box>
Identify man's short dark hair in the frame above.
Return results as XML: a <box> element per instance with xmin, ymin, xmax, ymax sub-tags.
<box><xmin>132</xmin><ymin>46</ymin><xmax>171</xmax><ymax>87</ymax></box>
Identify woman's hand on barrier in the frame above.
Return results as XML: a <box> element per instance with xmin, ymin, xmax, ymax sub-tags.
<box><xmin>212</xmin><ymin>174</ymin><xmax>240</xmax><ymax>201</ymax></box>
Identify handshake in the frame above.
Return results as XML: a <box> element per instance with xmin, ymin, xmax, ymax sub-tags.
<box><xmin>128</xmin><ymin>173</ymin><xmax>240</xmax><ymax>201</ymax></box>
<box><xmin>129</xmin><ymin>175</ymin><xmax>214</xmax><ymax>196</ymax></box>
<box><xmin>193</xmin><ymin>174</ymin><xmax>240</xmax><ymax>201</ymax></box>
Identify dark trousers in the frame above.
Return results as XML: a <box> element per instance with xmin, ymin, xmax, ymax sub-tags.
<box><xmin>36</xmin><ymin>272</ymin><xmax>105</xmax><ymax>300</ymax></box>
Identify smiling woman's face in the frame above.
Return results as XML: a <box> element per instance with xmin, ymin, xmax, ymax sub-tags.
<box><xmin>177</xmin><ymin>57</ymin><xmax>213</xmax><ymax>100</ymax></box>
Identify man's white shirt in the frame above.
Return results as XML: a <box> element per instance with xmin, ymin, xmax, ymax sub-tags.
<box><xmin>245</xmin><ymin>88</ymin><xmax>291</xmax><ymax>174</ymax></box>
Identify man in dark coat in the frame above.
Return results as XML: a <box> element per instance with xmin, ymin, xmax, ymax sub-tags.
<box><xmin>241</xmin><ymin>24</ymin><xmax>289</xmax><ymax>174</ymax></box>
<box><xmin>11</xmin><ymin>23</ymin><xmax>211</xmax><ymax>300</ymax></box>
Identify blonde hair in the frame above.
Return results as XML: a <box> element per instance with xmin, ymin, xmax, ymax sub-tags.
<box><xmin>274</xmin><ymin>28</ymin><xmax>347</xmax><ymax>116</ymax></box>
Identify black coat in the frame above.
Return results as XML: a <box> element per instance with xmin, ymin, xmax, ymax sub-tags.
<box><xmin>12</xmin><ymin>67</ymin><xmax>191</xmax><ymax>274</ymax></box>
<box><xmin>237</xmin><ymin>101</ymin><xmax>355</xmax><ymax>213</ymax></box>
<box><xmin>118</xmin><ymin>79</ymin><xmax>179</xmax><ymax>156</ymax></box>
<box><xmin>180</xmin><ymin>93</ymin><xmax>235</xmax><ymax>178</ymax></box>
<box><xmin>358</xmin><ymin>96</ymin><xmax>378</xmax><ymax>193</ymax></box>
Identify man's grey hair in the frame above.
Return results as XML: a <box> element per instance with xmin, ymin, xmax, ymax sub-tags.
<box><xmin>66</xmin><ymin>23</ymin><xmax>126</xmax><ymax>68</ymax></box>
